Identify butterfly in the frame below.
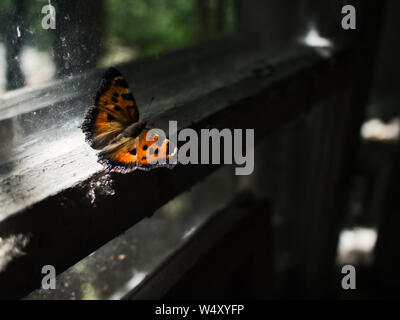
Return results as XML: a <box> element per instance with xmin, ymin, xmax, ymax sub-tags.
<box><xmin>81</xmin><ymin>67</ymin><xmax>177</xmax><ymax>173</ymax></box>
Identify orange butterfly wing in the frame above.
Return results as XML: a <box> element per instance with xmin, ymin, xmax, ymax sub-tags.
<box><xmin>136</xmin><ymin>129</ymin><xmax>176</xmax><ymax>167</ymax></box>
<box><xmin>81</xmin><ymin>68</ymin><xmax>139</xmax><ymax>149</ymax></box>
<box><xmin>83</xmin><ymin>67</ymin><xmax>177</xmax><ymax>173</ymax></box>
<box><xmin>97</xmin><ymin>137</ymin><xmax>140</xmax><ymax>173</ymax></box>
<box><xmin>98</xmin><ymin>130</ymin><xmax>176</xmax><ymax>173</ymax></box>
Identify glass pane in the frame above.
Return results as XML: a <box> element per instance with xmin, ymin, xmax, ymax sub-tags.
<box><xmin>0</xmin><ymin>0</ymin><xmax>236</xmax><ymax>94</ymax></box>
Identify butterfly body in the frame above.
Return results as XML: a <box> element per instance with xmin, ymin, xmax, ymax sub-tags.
<box><xmin>81</xmin><ymin>68</ymin><xmax>176</xmax><ymax>173</ymax></box>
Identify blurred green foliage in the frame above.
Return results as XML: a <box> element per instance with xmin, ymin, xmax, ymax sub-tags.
<box><xmin>107</xmin><ymin>0</ymin><xmax>196</xmax><ymax>54</ymax></box>
<box><xmin>0</xmin><ymin>0</ymin><xmax>236</xmax><ymax>75</ymax></box>
<box><xmin>106</xmin><ymin>0</ymin><xmax>236</xmax><ymax>56</ymax></box>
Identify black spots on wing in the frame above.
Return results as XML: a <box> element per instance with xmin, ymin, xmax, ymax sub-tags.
<box><xmin>113</xmin><ymin>92</ymin><xmax>119</xmax><ymax>97</ymax></box>
<box><xmin>141</xmin><ymin>156</ymin><xmax>146</xmax><ymax>161</ymax></box>
<box><xmin>114</xmin><ymin>105</ymin><xmax>122</xmax><ymax>111</ymax></box>
<box><xmin>94</xmin><ymin>68</ymin><xmax>125</xmax><ymax>108</ymax></box>
<box><xmin>111</xmin><ymin>97</ymin><xmax>119</xmax><ymax>103</ymax></box>
<box><xmin>122</xmin><ymin>93</ymin><xmax>133</xmax><ymax>101</ymax></box>
<box><xmin>103</xmin><ymin>101</ymin><xmax>107</xmax><ymax>105</ymax></box>
<box><xmin>127</xmin><ymin>104</ymin><xmax>135</xmax><ymax>110</ymax></box>
<box><xmin>154</xmin><ymin>148</ymin><xmax>159</xmax><ymax>156</ymax></box>
<box><xmin>129</xmin><ymin>148</ymin><xmax>137</xmax><ymax>155</ymax></box>
<box><xmin>107</xmin><ymin>114</ymin><xmax>115</xmax><ymax>121</ymax></box>
<box><xmin>142</xmin><ymin>144</ymin><xmax>148</xmax><ymax>150</ymax></box>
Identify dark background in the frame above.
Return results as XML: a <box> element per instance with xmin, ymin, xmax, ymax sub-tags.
<box><xmin>0</xmin><ymin>0</ymin><xmax>399</xmax><ymax>299</ymax></box>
